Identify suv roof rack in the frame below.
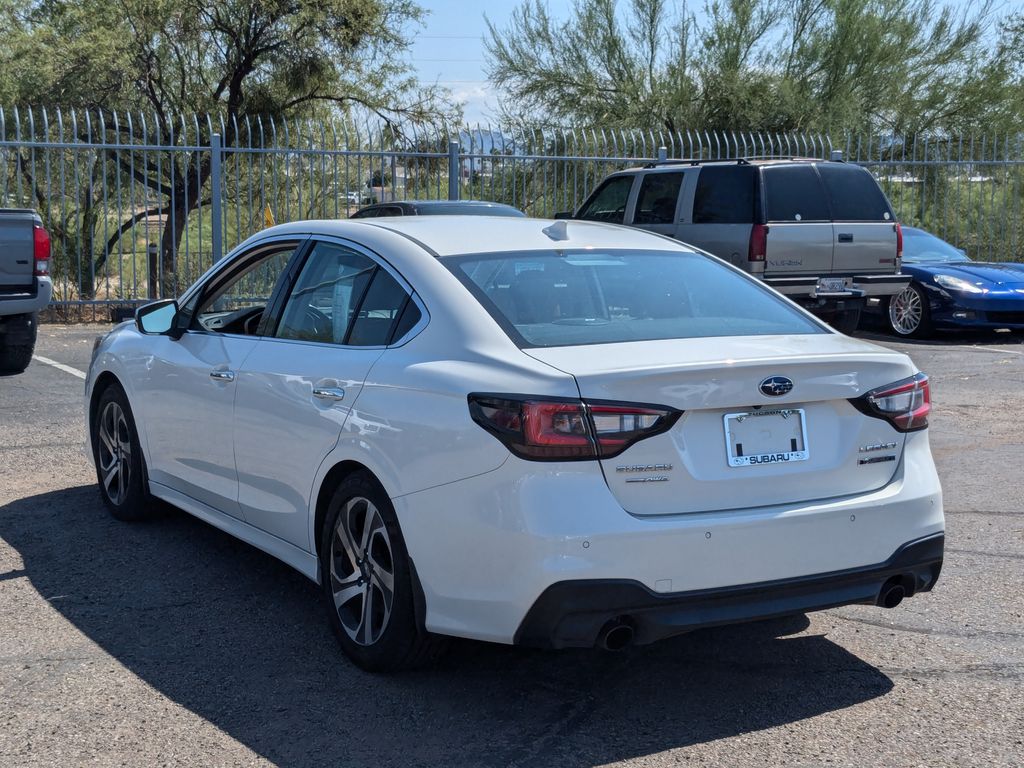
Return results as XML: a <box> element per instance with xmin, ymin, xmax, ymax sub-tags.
<box><xmin>642</xmin><ymin>155</ymin><xmax>824</xmax><ymax>168</ymax></box>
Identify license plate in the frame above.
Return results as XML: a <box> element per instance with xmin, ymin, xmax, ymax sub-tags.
<box><xmin>817</xmin><ymin>277</ymin><xmax>847</xmax><ymax>293</ymax></box>
<box><xmin>723</xmin><ymin>409</ymin><xmax>809</xmax><ymax>468</ymax></box>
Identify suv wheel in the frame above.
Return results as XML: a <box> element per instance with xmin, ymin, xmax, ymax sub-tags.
<box><xmin>320</xmin><ymin>472</ymin><xmax>443</xmax><ymax>671</ymax></box>
<box><xmin>92</xmin><ymin>384</ymin><xmax>153</xmax><ymax>520</ymax></box>
<box><xmin>829</xmin><ymin>305</ymin><xmax>863</xmax><ymax>335</ymax></box>
<box><xmin>887</xmin><ymin>283</ymin><xmax>932</xmax><ymax>338</ymax></box>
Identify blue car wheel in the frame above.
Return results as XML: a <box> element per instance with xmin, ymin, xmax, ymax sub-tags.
<box><xmin>887</xmin><ymin>283</ymin><xmax>932</xmax><ymax>338</ymax></box>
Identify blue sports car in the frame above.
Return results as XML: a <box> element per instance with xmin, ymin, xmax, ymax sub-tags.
<box><xmin>880</xmin><ymin>226</ymin><xmax>1024</xmax><ymax>338</ymax></box>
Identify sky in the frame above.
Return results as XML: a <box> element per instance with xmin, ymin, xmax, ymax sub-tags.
<box><xmin>409</xmin><ymin>0</ymin><xmax>547</xmax><ymax>124</ymax></box>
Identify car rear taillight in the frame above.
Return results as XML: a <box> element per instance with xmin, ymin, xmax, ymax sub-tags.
<box><xmin>895</xmin><ymin>222</ymin><xmax>903</xmax><ymax>261</ymax></box>
<box><xmin>33</xmin><ymin>225</ymin><xmax>51</xmax><ymax>276</ymax></box>
<box><xmin>467</xmin><ymin>394</ymin><xmax>681</xmax><ymax>460</ymax></box>
<box><xmin>851</xmin><ymin>373</ymin><xmax>930</xmax><ymax>432</ymax></box>
<box><xmin>748</xmin><ymin>223</ymin><xmax>767</xmax><ymax>262</ymax></box>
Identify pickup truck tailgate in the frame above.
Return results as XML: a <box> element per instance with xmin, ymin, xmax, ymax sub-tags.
<box><xmin>0</xmin><ymin>209</ymin><xmax>36</xmax><ymax>289</ymax></box>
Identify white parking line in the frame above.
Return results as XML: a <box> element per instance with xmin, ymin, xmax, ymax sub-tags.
<box><xmin>955</xmin><ymin>345</ymin><xmax>1023</xmax><ymax>356</ymax></box>
<box><xmin>32</xmin><ymin>355</ymin><xmax>87</xmax><ymax>380</ymax></box>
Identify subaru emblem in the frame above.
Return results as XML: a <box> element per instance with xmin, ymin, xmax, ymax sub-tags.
<box><xmin>759</xmin><ymin>376</ymin><xmax>793</xmax><ymax>397</ymax></box>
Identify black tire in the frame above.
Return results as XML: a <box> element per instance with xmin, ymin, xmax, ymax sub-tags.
<box><xmin>0</xmin><ymin>313</ymin><xmax>37</xmax><ymax>375</ymax></box>
<box><xmin>91</xmin><ymin>383</ymin><xmax>153</xmax><ymax>521</ymax></box>
<box><xmin>886</xmin><ymin>283</ymin><xmax>932</xmax><ymax>339</ymax></box>
<box><xmin>829</xmin><ymin>304</ymin><xmax>863</xmax><ymax>335</ymax></box>
<box><xmin>319</xmin><ymin>472</ymin><xmax>444</xmax><ymax>671</ymax></box>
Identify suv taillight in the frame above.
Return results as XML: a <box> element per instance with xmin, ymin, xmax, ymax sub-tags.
<box><xmin>467</xmin><ymin>394</ymin><xmax>681</xmax><ymax>460</ymax></box>
<box><xmin>851</xmin><ymin>373</ymin><xmax>930</xmax><ymax>432</ymax></box>
<box><xmin>33</xmin><ymin>225</ymin><xmax>51</xmax><ymax>276</ymax></box>
<box><xmin>748</xmin><ymin>223</ymin><xmax>768</xmax><ymax>262</ymax></box>
<box><xmin>895</xmin><ymin>222</ymin><xmax>903</xmax><ymax>261</ymax></box>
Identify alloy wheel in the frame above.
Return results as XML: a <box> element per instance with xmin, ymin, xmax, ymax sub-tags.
<box><xmin>329</xmin><ymin>496</ymin><xmax>396</xmax><ymax>646</ymax></box>
<box><xmin>97</xmin><ymin>401</ymin><xmax>132</xmax><ymax>506</ymax></box>
<box><xmin>889</xmin><ymin>285</ymin><xmax>923</xmax><ymax>335</ymax></box>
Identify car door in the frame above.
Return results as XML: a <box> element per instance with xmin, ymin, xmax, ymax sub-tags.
<box><xmin>232</xmin><ymin>238</ymin><xmax>423</xmax><ymax>549</ymax></box>
<box><xmin>137</xmin><ymin>239</ymin><xmax>302</xmax><ymax>517</ymax></box>
<box><xmin>760</xmin><ymin>164</ymin><xmax>834</xmax><ymax>275</ymax></box>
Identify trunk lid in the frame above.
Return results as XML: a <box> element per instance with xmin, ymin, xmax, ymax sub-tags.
<box><xmin>526</xmin><ymin>334</ymin><xmax>916</xmax><ymax>516</ymax></box>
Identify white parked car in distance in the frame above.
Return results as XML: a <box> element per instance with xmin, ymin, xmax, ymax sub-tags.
<box><xmin>85</xmin><ymin>216</ymin><xmax>944</xmax><ymax>671</ymax></box>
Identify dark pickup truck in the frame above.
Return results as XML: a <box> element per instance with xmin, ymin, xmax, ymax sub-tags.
<box><xmin>0</xmin><ymin>209</ymin><xmax>52</xmax><ymax>374</ymax></box>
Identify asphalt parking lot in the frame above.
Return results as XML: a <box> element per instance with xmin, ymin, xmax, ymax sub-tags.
<box><xmin>1</xmin><ymin>324</ymin><xmax>1022</xmax><ymax>767</ymax></box>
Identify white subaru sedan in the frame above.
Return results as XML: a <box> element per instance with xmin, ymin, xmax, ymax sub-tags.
<box><xmin>85</xmin><ymin>216</ymin><xmax>944</xmax><ymax>671</ymax></box>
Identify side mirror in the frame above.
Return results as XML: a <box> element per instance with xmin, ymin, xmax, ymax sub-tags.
<box><xmin>135</xmin><ymin>299</ymin><xmax>180</xmax><ymax>336</ymax></box>
<box><xmin>553</xmin><ymin>211</ymin><xmax>574</xmax><ymax>220</ymax></box>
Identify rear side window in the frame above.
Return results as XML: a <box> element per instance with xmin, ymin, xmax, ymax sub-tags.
<box><xmin>576</xmin><ymin>176</ymin><xmax>633</xmax><ymax>224</ymax></box>
<box><xmin>817</xmin><ymin>164</ymin><xmax>894</xmax><ymax>221</ymax></box>
<box><xmin>693</xmin><ymin>166</ymin><xmax>756</xmax><ymax>224</ymax></box>
<box><xmin>633</xmin><ymin>173</ymin><xmax>682</xmax><ymax>224</ymax></box>
<box><xmin>348</xmin><ymin>268</ymin><xmax>410</xmax><ymax>346</ymax></box>
<box><xmin>448</xmin><ymin>249</ymin><xmax>824</xmax><ymax>347</ymax></box>
<box><xmin>276</xmin><ymin>243</ymin><xmax>376</xmax><ymax>344</ymax></box>
<box><xmin>763</xmin><ymin>165</ymin><xmax>830</xmax><ymax>222</ymax></box>
<box><xmin>275</xmin><ymin>242</ymin><xmax>416</xmax><ymax>346</ymax></box>
<box><xmin>390</xmin><ymin>297</ymin><xmax>423</xmax><ymax>341</ymax></box>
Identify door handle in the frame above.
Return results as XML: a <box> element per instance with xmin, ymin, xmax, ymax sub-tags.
<box><xmin>209</xmin><ymin>369</ymin><xmax>235</xmax><ymax>382</ymax></box>
<box><xmin>313</xmin><ymin>387</ymin><xmax>346</xmax><ymax>401</ymax></box>
<box><xmin>837</xmin><ymin>233</ymin><xmax>854</xmax><ymax>243</ymax></box>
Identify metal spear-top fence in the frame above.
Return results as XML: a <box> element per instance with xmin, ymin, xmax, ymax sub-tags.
<box><xmin>1</xmin><ymin>107</ymin><xmax>1022</xmax><ymax>321</ymax></box>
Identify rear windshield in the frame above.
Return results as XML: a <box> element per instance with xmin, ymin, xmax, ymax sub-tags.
<box><xmin>763</xmin><ymin>165</ymin><xmax>830</xmax><ymax>222</ymax></box>
<box><xmin>817</xmin><ymin>164</ymin><xmax>894</xmax><ymax>222</ymax></box>
<box><xmin>417</xmin><ymin>204</ymin><xmax>525</xmax><ymax>217</ymax></box>
<box><xmin>447</xmin><ymin>249</ymin><xmax>825</xmax><ymax>347</ymax></box>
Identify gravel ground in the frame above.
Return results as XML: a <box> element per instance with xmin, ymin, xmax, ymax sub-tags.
<box><xmin>1</xmin><ymin>324</ymin><xmax>1022</xmax><ymax>768</ymax></box>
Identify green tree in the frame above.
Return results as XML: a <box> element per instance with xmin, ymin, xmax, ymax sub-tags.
<box><xmin>486</xmin><ymin>0</ymin><xmax>1007</xmax><ymax>134</ymax></box>
<box><xmin>0</xmin><ymin>0</ymin><xmax>457</xmax><ymax>294</ymax></box>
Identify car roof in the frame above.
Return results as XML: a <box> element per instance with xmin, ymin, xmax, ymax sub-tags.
<box><xmin>615</xmin><ymin>157</ymin><xmax>844</xmax><ymax>174</ymax></box>
<box><xmin>357</xmin><ymin>200</ymin><xmax>524</xmax><ymax>215</ymax></box>
<box><xmin>261</xmin><ymin>216</ymin><xmax>690</xmax><ymax>258</ymax></box>
<box><xmin>410</xmin><ymin>200</ymin><xmax>521</xmax><ymax>211</ymax></box>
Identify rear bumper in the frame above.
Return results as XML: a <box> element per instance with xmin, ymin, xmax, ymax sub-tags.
<box><xmin>396</xmin><ymin>430</ymin><xmax>944</xmax><ymax>644</ymax></box>
<box><xmin>515</xmin><ymin>532</ymin><xmax>944</xmax><ymax>648</ymax></box>
<box><xmin>0</xmin><ymin>277</ymin><xmax>52</xmax><ymax>316</ymax></box>
<box><xmin>766</xmin><ymin>274</ymin><xmax>910</xmax><ymax>299</ymax></box>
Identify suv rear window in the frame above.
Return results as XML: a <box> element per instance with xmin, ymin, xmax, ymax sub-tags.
<box><xmin>633</xmin><ymin>172</ymin><xmax>682</xmax><ymax>224</ymax></box>
<box><xmin>693</xmin><ymin>165</ymin><xmax>756</xmax><ymax>223</ymax></box>
<box><xmin>763</xmin><ymin>165</ymin><xmax>830</xmax><ymax>222</ymax></box>
<box><xmin>817</xmin><ymin>164</ymin><xmax>894</xmax><ymax>221</ymax></box>
<box><xmin>447</xmin><ymin>249</ymin><xmax>824</xmax><ymax>347</ymax></box>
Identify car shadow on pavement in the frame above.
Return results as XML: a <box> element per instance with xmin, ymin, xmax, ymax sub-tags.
<box><xmin>1</xmin><ymin>486</ymin><xmax>894</xmax><ymax>768</ymax></box>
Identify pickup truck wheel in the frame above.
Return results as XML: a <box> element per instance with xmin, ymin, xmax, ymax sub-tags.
<box><xmin>829</xmin><ymin>304</ymin><xmax>863</xmax><ymax>335</ymax></box>
<box><xmin>0</xmin><ymin>313</ymin><xmax>37</xmax><ymax>375</ymax></box>
<box><xmin>92</xmin><ymin>384</ymin><xmax>153</xmax><ymax>520</ymax></box>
